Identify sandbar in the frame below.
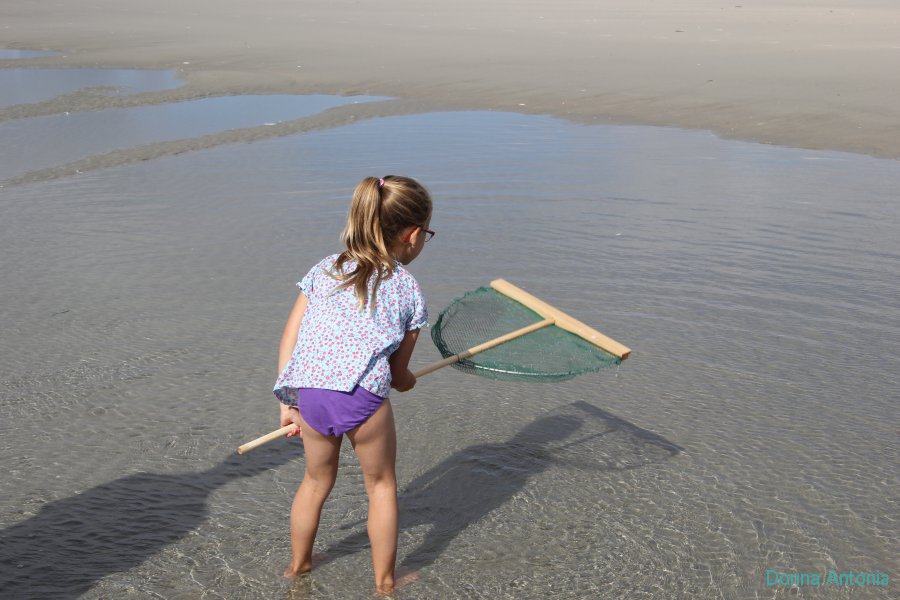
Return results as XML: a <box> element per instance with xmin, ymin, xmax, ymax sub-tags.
<box><xmin>1</xmin><ymin>0</ymin><xmax>899</xmax><ymax>158</ymax></box>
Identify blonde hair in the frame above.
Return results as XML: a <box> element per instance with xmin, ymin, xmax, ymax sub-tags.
<box><xmin>332</xmin><ymin>175</ymin><xmax>432</xmax><ymax>310</ymax></box>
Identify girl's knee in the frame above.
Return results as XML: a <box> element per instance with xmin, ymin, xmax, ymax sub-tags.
<box><xmin>303</xmin><ymin>472</ymin><xmax>338</xmax><ymax>498</ymax></box>
<box><xmin>363</xmin><ymin>473</ymin><xmax>397</xmax><ymax>498</ymax></box>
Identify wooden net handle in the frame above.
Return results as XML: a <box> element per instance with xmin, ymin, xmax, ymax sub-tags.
<box><xmin>413</xmin><ymin>318</ymin><xmax>553</xmax><ymax>377</ymax></box>
<box><xmin>237</xmin><ymin>424</ymin><xmax>299</xmax><ymax>454</ymax></box>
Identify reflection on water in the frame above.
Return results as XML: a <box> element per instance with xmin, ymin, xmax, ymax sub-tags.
<box><xmin>0</xmin><ymin>83</ymin><xmax>897</xmax><ymax>598</ymax></box>
<box><xmin>0</xmin><ymin>49</ymin><xmax>58</xmax><ymax>59</ymax></box>
<box><xmin>0</xmin><ymin>95</ymin><xmax>385</xmax><ymax>180</ymax></box>
<box><xmin>0</xmin><ymin>68</ymin><xmax>181</xmax><ymax>108</ymax></box>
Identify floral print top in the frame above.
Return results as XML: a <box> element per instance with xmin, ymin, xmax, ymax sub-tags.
<box><xmin>273</xmin><ymin>254</ymin><xmax>428</xmax><ymax>402</ymax></box>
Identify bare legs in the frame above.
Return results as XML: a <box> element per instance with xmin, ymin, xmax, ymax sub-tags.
<box><xmin>347</xmin><ymin>400</ymin><xmax>399</xmax><ymax>594</ymax></box>
<box><xmin>285</xmin><ymin>401</ymin><xmax>401</xmax><ymax>595</ymax></box>
<box><xmin>284</xmin><ymin>411</ymin><xmax>341</xmax><ymax>577</ymax></box>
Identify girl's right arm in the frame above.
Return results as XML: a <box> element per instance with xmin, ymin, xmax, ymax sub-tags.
<box><xmin>389</xmin><ymin>328</ymin><xmax>420</xmax><ymax>392</ymax></box>
<box><xmin>278</xmin><ymin>292</ymin><xmax>308</xmax><ymax>435</ymax></box>
<box><xmin>279</xmin><ymin>292</ymin><xmax>308</xmax><ymax>374</ymax></box>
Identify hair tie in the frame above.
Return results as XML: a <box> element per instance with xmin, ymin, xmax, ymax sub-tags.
<box><xmin>378</xmin><ymin>178</ymin><xmax>385</xmax><ymax>188</ymax></box>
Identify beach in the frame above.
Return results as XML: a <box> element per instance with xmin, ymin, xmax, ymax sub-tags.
<box><xmin>2</xmin><ymin>0</ymin><xmax>900</xmax><ymax>159</ymax></box>
<box><xmin>1</xmin><ymin>1</ymin><xmax>898</xmax><ymax>598</ymax></box>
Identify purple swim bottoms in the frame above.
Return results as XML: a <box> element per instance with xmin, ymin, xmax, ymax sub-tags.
<box><xmin>296</xmin><ymin>386</ymin><xmax>386</xmax><ymax>437</ymax></box>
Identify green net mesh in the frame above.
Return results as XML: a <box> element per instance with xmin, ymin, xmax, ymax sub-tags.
<box><xmin>430</xmin><ymin>287</ymin><xmax>621</xmax><ymax>382</ymax></box>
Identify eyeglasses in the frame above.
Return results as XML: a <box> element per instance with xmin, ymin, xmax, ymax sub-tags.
<box><xmin>422</xmin><ymin>227</ymin><xmax>435</xmax><ymax>242</ymax></box>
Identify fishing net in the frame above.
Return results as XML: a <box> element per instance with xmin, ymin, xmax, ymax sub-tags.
<box><xmin>430</xmin><ymin>286</ymin><xmax>622</xmax><ymax>382</ymax></box>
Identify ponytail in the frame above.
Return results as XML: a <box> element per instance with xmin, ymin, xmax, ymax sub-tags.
<box><xmin>332</xmin><ymin>175</ymin><xmax>432</xmax><ymax>310</ymax></box>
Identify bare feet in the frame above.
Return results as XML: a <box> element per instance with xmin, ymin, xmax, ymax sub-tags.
<box><xmin>282</xmin><ymin>562</ymin><xmax>311</xmax><ymax>578</ymax></box>
<box><xmin>282</xmin><ymin>552</ymin><xmax>327</xmax><ymax>577</ymax></box>
<box><xmin>375</xmin><ymin>568</ymin><xmax>419</xmax><ymax>596</ymax></box>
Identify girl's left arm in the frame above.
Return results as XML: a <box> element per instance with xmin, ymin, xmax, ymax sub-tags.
<box><xmin>389</xmin><ymin>328</ymin><xmax>420</xmax><ymax>392</ymax></box>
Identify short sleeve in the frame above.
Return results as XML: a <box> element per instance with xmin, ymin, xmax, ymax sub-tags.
<box><xmin>297</xmin><ymin>262</ymin><xmax>318</xmax><ymax>296</ymax></box>
<box><xmin>405</xmin><ymin>280</ymin><xmax>429</xmax><ymax>331</ymax></box>
<box><xmin>298</xmin><ymin>255</ymin><xmax>336</xmax><ymax>297</ymax></box>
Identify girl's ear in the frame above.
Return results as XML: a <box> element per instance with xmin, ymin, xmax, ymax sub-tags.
<box><xmin>401</xmin><ymin>225</ymin><xmax>419</xmax><ymax>244</ymax></box>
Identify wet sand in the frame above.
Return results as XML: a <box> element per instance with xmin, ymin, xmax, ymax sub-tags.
<box><xmin>2</xmin><ymin>0</ymin><xmax>900</xmax><ymax>159</ymax></box>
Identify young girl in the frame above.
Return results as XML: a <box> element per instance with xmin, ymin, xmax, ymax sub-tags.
<box><xmin>273</xmin><ymin>175</ymin><xmax>433</xmax><ymax>594</ymax></box>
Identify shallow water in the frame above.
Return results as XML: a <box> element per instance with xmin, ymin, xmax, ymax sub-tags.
<box><xmin>0</xmin><ymin>67</ymin><xmax>181</xmax><ymax>108</ymax></box>
<box><xmin>0</xmin><ymin>49</ymin><xmax>58</xmax><ymax>59</ymax></box>
<box><xmin>0</xmin><ymin>75</ymin><xmax>897</xmax><ymax>599</ymax></box>
<box><xmin>0</xmin><ymin>94</ymin><xmax>384</xmax><ymax>180</ymax></box>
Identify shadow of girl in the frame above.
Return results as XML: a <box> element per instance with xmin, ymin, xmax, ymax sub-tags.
<box><xmin>321</xmin><ymin>413</ymin><xmax>580</xmax><ymax>572</ymax></box>
<box><xmin>0</xmin><ymin>446</ymin><xmax>297</xmax><ymax>599</ymax></box>
<box><xmin>323</xmin><ymin>401</ymin><xmax>683</xmax><ymax>574</ymax></box>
